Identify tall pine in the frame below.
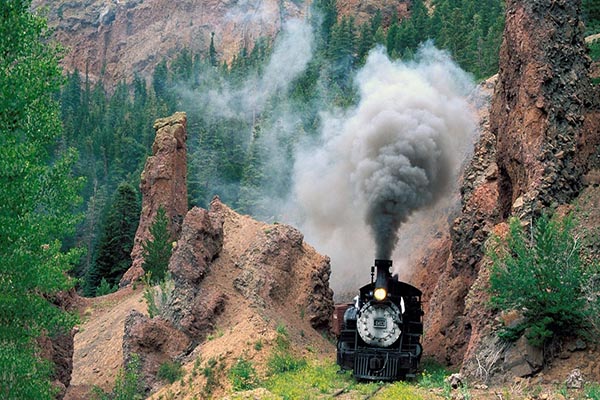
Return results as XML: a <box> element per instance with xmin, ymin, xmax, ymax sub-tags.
<box><xmin>0</xmin><ymin>1</ymin><xmax>82</xmax><ymax>397</ymax></box>
<box><xmin>85</xmin><ymin>182</ymin><xmax>139</xmax><ymax>295</ymax></box>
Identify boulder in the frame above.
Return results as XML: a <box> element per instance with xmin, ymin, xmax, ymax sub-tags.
<box><xmin>122</xmin><ymin>310</ymin><xmax>191</xmax><ymax>393</ymax></box>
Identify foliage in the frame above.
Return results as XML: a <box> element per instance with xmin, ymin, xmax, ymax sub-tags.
<box><xmin>141</xmin><ymin>206</ymin><xmax>172</xmax><ymax>283</ymax></box>
<box><xmin>588</xmin><ymin>39</ymin><xmax>600</xmax><ymax>62</ymax></box>
<box><xmin>0</xmin><ymin>1</ymin><xmax>83</xmax><ymax>398</ymax></box>
<box><xmin>488</xmin><ymin>214</ymin><xmax>600</xmax><ymax>347</ymax></box>
<box><xmin>157</xmin><ymin>360</ymin><xmax>183</xmax><ymax>384</ymax></box>
<box><xmin>229</xmin><ymin>357</ymin><xmax>260</xmax><ymax>391</ymax></box>
<box><xmin>584</xmin><ymin>382</ymin><xmax>600</xmax><ymax>400</ymax></box>
<box><xmin>142</xmin><ymin>272</ymin><xmax>174</xmax><ymax>319</ymax></box>
<box><xmin>583</xmin><ymin>0</ymin><xmax>600</xmax><ymax>35</ymax></box>
<box><xmin>84</xmin><ymin>182</ymin><xmax>139</xmax><ymax>296</ymax></box>
<box><xmin>91</xmin><ymin>354</ymin><xmax>144</xmax><ymax>400</ymax></box>
<box><xmin>95</xmin><ymin>278</ymin><xmax>118</xmax><ymax>297</ymax></box>
<box><xmin>267</xmin><ymin>328</ymin><xmax>306</xmax><ymax>375</ymax></box>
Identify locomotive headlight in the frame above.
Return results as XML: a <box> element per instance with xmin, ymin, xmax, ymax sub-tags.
<box><xmin>374</xmin><ymin>287</ymin><xmax>387</xmax><ymax>301</ymax></box>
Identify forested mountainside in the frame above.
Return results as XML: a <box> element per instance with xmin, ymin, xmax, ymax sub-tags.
<box><xmin>54</xmin><ymin>0</ymin><xmax>510</xmax><ymax>296</ymax></box>
<box><xmin>3</xmin><ymin>0</ymin><xmax>600</xmax><ymax>398</ymax></box>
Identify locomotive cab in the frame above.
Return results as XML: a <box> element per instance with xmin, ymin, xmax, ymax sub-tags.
<box><xmin>336</xmin><ymin>259</ymin><xmax>423</xmax><ymax>380</ymax></box>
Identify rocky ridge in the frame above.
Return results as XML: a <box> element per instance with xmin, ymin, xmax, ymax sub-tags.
<box><xmin>32</xmin><ymin>0</ymin><xmax>410</xmax><ymax>86</ymax></box>
<box><xmin>415</xmin><ymin>0</ymin><xmax>600</xmax><ymax>384</ymax></box>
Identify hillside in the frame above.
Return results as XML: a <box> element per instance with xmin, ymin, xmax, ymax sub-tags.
<box><xmin>31</xmin><ymin>0</ymin><xmax>411</xmax><ymax>86</ymax></box>
<box><xmin>18</xmin><ymin>0</ymin><xmax>600</xmax><ymax>399</ymax></box>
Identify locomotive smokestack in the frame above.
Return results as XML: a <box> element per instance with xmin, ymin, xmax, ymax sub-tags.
<box><xmin>374</xmin><ymin>259</ymin><xmax>392</xmax><ymax>301</ymax></box>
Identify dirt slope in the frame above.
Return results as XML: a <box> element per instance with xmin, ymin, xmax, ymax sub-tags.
<box><xmin>65</xmin><ymin>286</ymin><xmax>148</xmax><ymax>399</ymax></box>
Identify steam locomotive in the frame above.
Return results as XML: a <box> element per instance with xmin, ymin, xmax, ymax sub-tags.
<box><xmin>334</xmin><ymin>259</ymin><xmax>423</xmax><ymax>380</ymax></box>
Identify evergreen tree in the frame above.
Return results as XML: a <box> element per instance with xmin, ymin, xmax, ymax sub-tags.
<box><xmin>85</xmin><ymin>183</ymin><xmax>139</xmax><ymax>295</ymax></box>
<box><xmin>209</xmin><ymin>32</ymin><xmax>218</xmax><ymax>67</ymax></box>
<box><xmin>142</xmin><ymin>206</ymin><xmax>172</xmax><ymax>283</ymax></box>
<box><xmin>0</xmin><ymin>1</ymin><xmax>82</xmax><ymax>397</ymax></box>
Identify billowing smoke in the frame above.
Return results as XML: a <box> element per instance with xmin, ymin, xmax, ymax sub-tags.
<box><xmin>290</xmin><ymin>44</ymin><xmax>476</xmax><ymax>292</ymax></box>
<box><xmin>183</xmin><ymin>19</ymin><xmax>313</xmax><ymax>120</ymax></box>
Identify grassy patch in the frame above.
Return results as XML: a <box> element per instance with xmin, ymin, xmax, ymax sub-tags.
<box><xmin>157</xmin><ymin>360</ymin><xmax>183</xmax><ymax>383</ymax></box>
<box><xmin>266</xmin><ymin>361</ymin><xmax>351</xmax><ymax>399</ymax></box>
<box><xmin>229</xmin><ymin>357</ymin><xmax>260</xmax><ymax>391</ymax></box>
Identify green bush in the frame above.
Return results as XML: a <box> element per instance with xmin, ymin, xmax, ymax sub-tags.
<box><xmin>91</xmin><ymin>354</ymin><xmax>143</xmax><ymax>400</ymax></box>
<box><xmin>157</xmin><ymin>360</ymin><xmax>183</xmax><ymax>383</ymax></box>
<box><xmin>95</xmin><ymin>278</ymin><xmax>118</xmax><ymax>297</ymax></box>
<box><xmin>488</xmin><ymin>214</ymin><xmax>599</xmax><ymax>347</ymax></box>
<box><xmin>142</xmin><ymin>272</ymin><xmax>174</xmax><ymax>319</ymax></box>
<box><xmin>267</xmin><ymin>330</ymin><xmax>306</xmax><ymax>375</ymax></box>
<box><xmin>229</xmin><ymin>357</ymin><xmax>259</xmax><ymax>391</ymax></box>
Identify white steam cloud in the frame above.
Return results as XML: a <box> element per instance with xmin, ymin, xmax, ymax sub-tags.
<box><xmin>289</xmin><ymin>45</ymin><xmax>476</xmax><ymax>294</ymax></box>
<box><xmin>196</xmin><ymin>19</ymin><xmax>313</xmax><ymax>120</ymax></box>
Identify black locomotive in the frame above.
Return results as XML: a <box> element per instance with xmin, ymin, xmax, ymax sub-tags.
<box><xmin>335</xmin><ymin>259</ymin><xmax>423</xmax><ymax>380</ymax></box>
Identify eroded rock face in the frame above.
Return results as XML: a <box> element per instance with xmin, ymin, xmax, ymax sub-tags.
<box><xmin>420</xmin><ymin>0</ymin><xmax>600</xmax><ymax>374</ymax></box>
<box><xmin>32</xmin><ymin>0</ymin><xmax>410</xmax><ymax>87</ymax></box>
<box><xmin>491</xmin><ymin>0</ymin><xmax>598</xmax><ymax>221</ymax></box>
<box><xmin>120</xmin><ymin>112</ymin><xmax>188</xmax><ymax>287</ymax></box>
<box><xmin>162</xmin><ymin>200</ymin><xmax>226</xmax><ymax>341</ymax></box>
<box><xmin>122</xmin><ymin>310</ymin><xmax>192</xmax><ymax>393</ymax></box>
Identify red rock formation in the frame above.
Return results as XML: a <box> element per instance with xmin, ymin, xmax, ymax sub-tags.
<box><xmin>162</xmin><ymin>201</ymin><xmax>226</xmax><ymax>341</ymax></box>
<box><xmin>120</xmin><ymin>112</ymin><xmax>188</xmax><ymax>287</ymax></box>
<box><xmin>418</xmin><ymin>0</ymin><xmax>600</xmax><ymax>379</ymax></box>
<box><xmin>492</xmin><ymin>0</ymin><xmax>598</xmax><ymax>220</ymax></box>
<box><xmin>32</xmin><ymin>0</ymin><xmax>410</xmax><ymax>87</ymax></box>
<box><xmin>122</xmin><ymin>311</ymin><xmax>191</xmax><ymax>393</ymax></box>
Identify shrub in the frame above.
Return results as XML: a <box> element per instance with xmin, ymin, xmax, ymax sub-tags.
<box><xmin>229</xmin><ymin>357</ymin><xmax>259</xmax><ymax>391</ymax></box>
<box><xmin>142</xmin><ymin>272</ymin><xmax>174</xmax><ymax>319</ymax></box>
<box><xmin>488</xmin><ymin>214</ymin><xmax>600</xmax><ymax>347</ymax></box>
<box><xmin>95</xmin><ymin>278</ymin><xmax>118</xmax><ymax>297</ymax></box>
<box><xmin>91</xmin><ymin>354</ymin><xmax>143</xmax><ymax>400</ymax></box>
<box><xmin>267</xmin><ymin>330</ymin><xmax>306</xmax><ymax>375</ymax></box>
<box><xmin>142</xmin><ymin>206</ymin><xmax>172</xmax><ymax>283</ymax></box>
<box><xmin>157</xmin><ymin>360</ymin><xmax>183</xmax><ymax>383</ymax></box>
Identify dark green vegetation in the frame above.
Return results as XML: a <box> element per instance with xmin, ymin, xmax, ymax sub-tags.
<box><xmin>83</xmin><ymin>182</ymin><xmax>139</xmax><ymax>296</ymax></box>
<box><xmin>583</xmin><ymin>0</ymin><xmax>600</xmax><ymax>35</ymax></box>
<box><xmin>61</xmin><ymin>0</ymin><xmax>507</xmax><ymax>293</ymax></box>
<box><xmin>141</xmin><ymin>206</ymin><xmax>172</xmax><ymax>284</ymax></box>
<box><xmin>157</xmin><ymin>360</ymin><xmax>184</xmax><ymax>384</ymax></box>
<box><xmin>0</xmin><ymin>0</ymin><xmax>82</xmax><ymax>398</ymax></box>
<box><xmin>488</xmin><ymin>214</ymin><xmax>600</xmax><ymax>347</ymax></box>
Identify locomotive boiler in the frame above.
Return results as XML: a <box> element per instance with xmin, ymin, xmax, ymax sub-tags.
<box><xmin>335</xmin><ymin>259</ymin><xmax>423</xmax><ymax>380</ymax></box>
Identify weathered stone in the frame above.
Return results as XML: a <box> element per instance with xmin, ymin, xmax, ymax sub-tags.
<box><xmin>122</xmin><ymin>310</ymin><xmax>191</xmax><ymax>393</ymax></box>
<box><xmin>565</xmin><ymin>368</ymin><xmax>584</xmax><ymax>389</ymax></box>
<box><xmin>504</xmin><ymin>336</ymin><xmax>543</xmax><ymax>378</ymax></box>
<box><xmin>162</xmin><ymin>199</ymin><xmax>225</xmax><ymax>341</ymax></box>
<box><xmin>120</xmin><ymin>112</ymin><xmax>188</xmax><ymax>287</ymax></box>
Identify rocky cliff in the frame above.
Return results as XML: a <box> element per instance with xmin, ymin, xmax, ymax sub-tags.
<box><xmin>415</xmin><ymin>0</ymin><xmax>600</xmax><ymax>382</ymax></box>
<box><xmin>32</xmin><ymin>0</ymin><xmax>409</xmax><ymax>86</ymax></box>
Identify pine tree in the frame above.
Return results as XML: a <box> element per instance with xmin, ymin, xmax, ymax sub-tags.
<box><xmin>0</xmin><ymin>1</ymin><xmax>82</xmax><ymax>397</ymax></box>
<box><xmin>85</xmin><ymin>183</ymin><xmax>139</xmax><ymax>295</ymax></box>
<box><xmin>142</xmin><ymin>206</ymin><xmax>172</xmax><ymax>283</ymax></box>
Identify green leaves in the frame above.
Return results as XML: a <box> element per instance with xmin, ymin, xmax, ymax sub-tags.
<box><xmin>142</xmin><ymin>206</ymin><xmax>172</xmax><ymax>283</ymax></box>
<box><xmin>488</xmin><ymin>214</ymin><xmax>599</xmax><ymax>347</ymax></box>
<box><xmin>0</xmin><ymin>1</ymin><xmax>82</xmax><ymax>398</ymax></box>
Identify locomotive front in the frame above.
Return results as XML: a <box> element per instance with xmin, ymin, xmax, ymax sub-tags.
<box><xmin>335</xmin><ymin>259</ymin><xmax>423</xmax><ymax>380</ymax></box>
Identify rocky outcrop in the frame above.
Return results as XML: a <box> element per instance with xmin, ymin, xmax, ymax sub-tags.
<box><xmin>120</xmin><ymin>112</ymin><xmax>188</xmax><ymax>287</ymax></box>
<box><xmin>232</xmin><ymin>219</ymin><xmax>334</xmax><ymax>331</ymax></box>
<box><xmin>420</xmin><ymin>0</ymin><xmax>600</xmax><ymax>380</ymax></box>
<box><xmin>492</xmin><ymin>0</ymin><xmax>599</xmax><ymax>221</ymax></box>
<box><xmin>32</xmin><ymin>0</ymin><xmax>411</xmax><ymax>87</ymax></box>
<box><xmin>122</xmin><ymin>310</ymin><xmax>191</xmax><ymax>393</ymax></box>
<box><xmin>163</xmin><ymin>201</ymin><xmax>226</xmax><ymax>341</ymax></box>
<box><xmin>31</xmin><ymin>0</ymin><xmax>308</xmax><ymax>85</ymax></box>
